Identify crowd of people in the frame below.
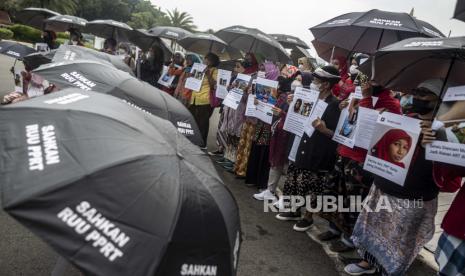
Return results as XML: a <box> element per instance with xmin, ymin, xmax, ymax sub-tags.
<box><xmin>2</xmin><ymin>27</ymin><xmax>464</xmax><ymax>276</ymax></box>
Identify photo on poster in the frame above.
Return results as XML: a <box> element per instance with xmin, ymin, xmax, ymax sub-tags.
<box><xmin>157</xmin><ymin>66</ymin><xmax>175</xmax><ymax>88</ymax></box>
<box><xmin>333</xmin><ymin>94</ymin><xmax>360</xmax><ymax>148</ymax></box>
<box><xmin>283</xmin><ymin>87</ymin><xmax>319</xmax><ymax>136</ymax></box>
<box><xmin>426</xmin><ymin>87</ymin><xmax>465</xmax><ymax>166</ymax></box>
<box><xmin>223</xmin><ymin>73</ymin><xmax>251</xmax><ymax>110</ymax></box>
<box><xmin>353</xmin><ymin>107</ymin><xmax>380</xmax><ymax>150</ymax></box>
<box><xmin>215</xmin><ymin>69</ymin><xmax>232</xmax><ymax>99</ymax></box>
<box><xmin>363</xmin><ymin>112</ymin><xmax>421</xmax><ymax>186</ymax></box>
<box><xmin>185</xmin><ymin>63</ymin><xmax>207</xmax><ymax>92</ymax></box>
<box><xmin>255</xmin><ymin>77</ymin><xmax>279</xmax><ymax>105</ymax></box>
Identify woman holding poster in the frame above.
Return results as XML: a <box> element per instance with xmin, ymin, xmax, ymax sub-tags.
<box><xmin>344</xmin><ymin>80</ymin><xmax>452</xmax><ymax>276</ymax></box>
<box><xmin>319</xmin><ymin>81</ymin><xmax>401</xmax><ymax>254</ymax></box>
<box><xmin>174</xmin><ymin>53</ymin><xmax>203</xmax><ymax>106</ymax></box>
<box><xmin>188</xmin><ymin>53</ymin><xmax>219</xmax><ymax>149</ymax></box>
<box><xmin>275</xmin><ymin>66</ymin><xmax>341</xmax><ymax>232</ymax></box>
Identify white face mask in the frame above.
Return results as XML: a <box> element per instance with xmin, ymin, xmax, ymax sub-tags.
<box><xmin>298</xmin><ymin>64</ymin><xmax>305</xmax><ymax>70</ymax></box>
<box><xmin>310</xmin><ymin>82</ymin><xmax>321</xmax><ymax>92</ymax></box>
<box><xmin>349</xmin><ymin>64</ymin><xmax>359</xmax><ymax>75</ymax></box>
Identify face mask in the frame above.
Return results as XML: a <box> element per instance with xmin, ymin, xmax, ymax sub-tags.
<box><xmin>411</xmin><ymin>98</ymin><xmax>435</xmax><ymax>115</ymax></box>
<box><xmin>349</xmin><ymin>64</ymin><xmax>359</xmax><ymax>75</ymax></box>
<box><xmin>291</xmin><ymin>80</ymin><xmax>302</xmax><ymax>91</ymax></box>
<box><xmin>400</xmin><ymin>95</ymin><xmax>413</xmax><ymax>108</ymax></box>
<box><xmin>310</xmin><ymin>82</ymin><xmax>321</xmax><ymax>92</ymax></box>
<box><xmin>298</xmin><ymin>64</ymin><xmax>305</xmax><ymax>71</ymax></box>
<box><xmin>371</xmin><ymin>85</ymin><xmax>383</xmax><ymax>96</ymax></box>
<box><xmin>243</xmin><ymin>60</ymin><xmax>251</xmax><ymax>68</ymax></box>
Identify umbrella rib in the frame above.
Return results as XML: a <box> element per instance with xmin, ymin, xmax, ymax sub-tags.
<box><xmin>351</xmin><ymin>27</ymin><xmax>371</xmax><ymax>54</ymax></box>
<box><xmin>381</xmin><ymin>54</ymin><xmax>433</xmax><ymax>87</ymax></box>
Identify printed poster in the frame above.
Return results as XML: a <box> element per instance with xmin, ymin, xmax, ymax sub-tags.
<box><xmin>283</xmin><ymin>87</ymin><xmax>319</xmax><ymax>136</ymax></box>
<box><xmin>363</xmin><ymin>112</ymin><xmax>421</xmax><ymax>186</ymax></box>
<box><xmin>223</xmin><ymin>73</ymin><xmax>251</xmax><ymax>110</ymax></box>
<box><xmin>157</xmin><ymin>66</ymin><xmax>175</xmax><ymax>88</ymax></box>
<box><xmin>333</xmin><ymin>94</ymin><xmax>360</xmax><ymax>148</ymax></box>
<box><xmin>303</xmin><ymin>100</ymin><xmax>328</xmax><ymax>138</ymax></box>
<box><xmin>185</xmin><ymin>63</ymin><xmax>207</xmax><ymax>92</ymax></box>
<box><xmin>246</xmin><ymin>77</ymin><xmax>279</xmax><ymax>124</ymax></box>
<box><xmin>215</xmin><ymin>69</ymin><xmax>232</xmax><ymax>99</ymax></box>
<box><xmin>353</xmin><ymin>107</ymin><xmax>380</xmax><ymax>150</ymax></box>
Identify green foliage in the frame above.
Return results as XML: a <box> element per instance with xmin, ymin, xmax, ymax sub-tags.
<box><xmin>8</xmin><ymin>24</ymin><xmax>42</xmax><ymax>43</ymax></box>
<box><xmin>56</xmin><ymin>32</ymin><xmax>69</xmax><ymax>39</ymax></box>
<box><xmin>0</xmin><ymin>28</ymin><xmax>14</xmax><ymax>39</ymax></box>
<box><xmin>165</xmin><ymin>8</ymin><xmax>197</xmax><ymax>32</ymax></box>
<box><xmin>127</xmin><ymin>0</ymin><xmax>168</xmax><ymax>29</ymax></box>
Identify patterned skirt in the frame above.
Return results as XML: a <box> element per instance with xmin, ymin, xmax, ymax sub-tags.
<box><xmin>351</xmin><ymin>185</ymin><xmax>437</xmax><ymax>276</ymax></box>
<box><xmin>319</xmin><ymin>156</ymin><xmax>374</xmax><ymax>235</ymax></box>
<box><xmin>435</xmin><ymin>232</ymin><xmax>465</xmax><ymax>276</ymax></box>
<box><xmin>282</xmin><ymin>164</ymin><xmax>327</xmax><ymax>201</ymax></box>
<box><xmin>234</xmin><ymin>121</ymin><xmax>256</xmax><ymax>177</ymax></box>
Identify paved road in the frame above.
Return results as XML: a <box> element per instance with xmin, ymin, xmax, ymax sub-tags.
<box><xmin>0</xmin><ymin>54</ymin><xmax>339</xmax><ymax>276</ymax></box>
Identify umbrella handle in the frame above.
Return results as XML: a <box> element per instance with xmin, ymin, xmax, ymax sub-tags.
<box><xmin>330</xmin><ymin>46</ymin><xmax>335</xmax><ymax>61</ymax></box>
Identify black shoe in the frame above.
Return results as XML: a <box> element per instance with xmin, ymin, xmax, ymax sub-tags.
<box><xmin>275</xmin><ymin>212</ymin><xmax>301</xmax><ymax>221</ymax></box>
<box><xmin>329</xmin><ymin>240</ymin><xmax>354</xmax><ymax>253</ymax></box>
<box><xmin>317</xmin><ymin>230</ymin><xmax>341</xmax><ymax>241</ymax></box>
<box><xmin>293</xmin><ymin>219</ymin><xmax>313</xmax><ymax>232</ymax></box>
<box><xmin>235</xmin><ymin>175</ymin><xmax>245</xmax><ymax>180</ymax></box>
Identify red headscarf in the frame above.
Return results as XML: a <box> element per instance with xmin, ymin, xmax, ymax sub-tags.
<box><xmin>243</xmin><ymin>53</ymin><xmax>258</xmax><ymax>74</ymax></box>
<box><xmin>333</xmin><ymin>55</ymin><xmax>348</xmax><ymax>80</ymax></box>
<box><xmin>372</xmin><ymin>129</ymin><xmax>412</xmax><ymax>168</ymax></box>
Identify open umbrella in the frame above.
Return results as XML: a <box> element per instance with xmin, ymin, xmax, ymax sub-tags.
<box><xmin>0</xmin><ymin>88</ymin><xmax>241</xmax><ymax>276</ymax></box>
<box><xmin>22</xmin><ymin>50</ymin><xmax>56</xmax><ymax>70</ymax></box>
<box><xmin>128</xmin><ymin>29</ymin><xmax>173</xmax><ymax>62</ymax></box>
<box><xmin>178</xmin><ymin>33</ymin><xmax>242</xmax><ymax>60</ymax></box>
<box><xmin>454</xmin><ymin>0</ymin><xmax>465</xmax><ymax>21</ymax></box>
<box><xmin>0</xmin><ymin>40</ymin><xmax>36</xmax><ymax>60</ymax></box>
<box><xmin>52</xmin><ymin>44</ymin><xmax>134</xmax><ymax>75</ymax></box>
<box><xmin>147</xmin><ymin>26</ymin><xmax>192</xmax><ymax>41</ymax></box>
<box><xmin>311</xmin><ymin>9</ymin><xmax>445</xmax><ymax>55</ymax></box>
<box><xmin>33</xmin><ymin>59</ymin><xmax>203</xmax><ymax>146</ymax></box>
<box><xmin>270</xmin><ymin>34</ymin><xmax>309</xmax><ymax>49</ymax></box>
<box><xmin>367</xmin><ymin>36</ymin><xmax>465</xmax><ymax>93</ymax></box>
<box><xmin>15</xmin><ymin>7</ymin><xmax>60</xmax><ymax>30</ymax></box>
<box><xmin>215</xmin><ymin>25</ymin><xmax>291</xmax><ymax>64</ymax></box>
<box><xmin>84</xmin><ymin>19</ymin><xmax>133</xmax><ymax>41</ymax></box>
<box><xmin>311</xmin><ymin>40</ymin><xmax>351</xmax><ymax>62</ymax></box>
<box><xmin>44</xmin><ymin>15</ymin><xmax>87</xmax><ymax>32</ymax></box>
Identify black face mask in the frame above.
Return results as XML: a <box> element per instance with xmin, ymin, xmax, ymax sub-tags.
<box><xmin>411</xmin><ymin>98</ymin><xmax>435</xmax><ymax>115</ymax></box>
<box><xmin>242</xmin><ymin>60</ymin><xmax>251</xmax><ymax>68</ymax></box>
<box><xmin>371</xmin><ymin>85</ymin><xmax>383</xmax><ymax>96</ymax></box>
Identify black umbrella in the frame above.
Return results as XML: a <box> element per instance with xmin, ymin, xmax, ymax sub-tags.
<box><xmin>0</xmin><ymin>40</ymin><xmax>36</xmax><ymax>60</ymax></box>
<box><xmin>15</xmin><ymin>7</ymin><xmax>61</xmax><ymax>30</ymax></box>
<box><xmin>0</xmin><ymin>88</ymin><xmax>241</xmax><ymax>276</ymax></box>
<box><xmin>147</xmin><ymin>26</ymin><xmax>192</xmax><ymax>41</ymax></box>
<box><xmin>454</xmin><ymin>0</ymin><xmax>465</xmax><ymax>21</ymax></box>
<box><xmin>52</xmin><ymin>45</ymin><xmax>134</xmax><ymax>75</ymax></box>
<box><xmin>128</xmin><ymin>29</ymin><xmax>173</xmax><ymax>62</ymax></box>
<box><xmin>33</xmin><ymin>60</ymin><xmax>203</xmax><ymax>146</ymax></box>
<box><xmin>270</xmin><ymin>34</ymin><xmax>309</xmax><ymax>49</ymax></box>
<box><xmin>215</xmin><ymin>25</ymin><xmax>291</xmax><ymax>64</ymax></box>
<box><xmin>44</xmin><ymin>15</ymin><xmax>87</xmax><ymax>32</ymax></box>
<box><xmin>311</xmin><ymin>9</ymin><xmax>445</xmax><ymax>55</ymax></box>
<box><xmin>84</xmin><ymin>19</ymin><xmax>133</xmax><ymax>41</ymax></box>
<box><xmin>367</xmin><ymin>36</ymin><xmax>465</xmax><ymax>93</ymax></box>
<box><xmin>23</xmin><ymin>50</ymin><xmax>56</xmax><ymax>70</ymax></box>
<box><xmin>178</xmin><ymin>33</ymin><xmax>242</xmax><ymax>60</ymax></box>
<box><xmin>311</xmin><ymin>40</ymin><xmax>351</xmax><ymax>62</ymax></box>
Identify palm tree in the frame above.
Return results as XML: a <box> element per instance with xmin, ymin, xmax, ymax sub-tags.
<box><xmin>165</xmin><ymin>8</ymin><xmax>197</xmax><ymax>32</ymax></box>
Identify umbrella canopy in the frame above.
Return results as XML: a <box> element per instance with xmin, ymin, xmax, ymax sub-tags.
<box><xmin>84</xmin><ymin>19</ymin><xmax>133</xmax><ymax>41</ymax></box>
<box><xmin>23</xmin><ymin>50</ymin><xmax>56</xmax><ymax>69</ymax></box>
<box><xmin>215</xmin><ymin>25</ymin><xmax>291</xmax><ymax>64</ymax></box>
<box><xmin>15</xmin><ymin>7</ymin><xmax>60</xmax><ymax>30</ymax></box>
<box><xmin>270</xmin><ymin>34</ymin><xmax>309</xmax><ymax>49</ymax></box>
<box><xmin>52</xmin><ymin>44</ymin><xmax>134</xmax><ymax>75</ymax></box>
<box><xmin>454</xmin><ymin>0</ymin><xmax>465</xmax><ymax>21</ymax></box>
<box><xmin>367</xmin><ymin>36</ymin><xmax>465</xmax><ymax>92</ymax></box>
<box><xmin>0</xmin><ymin>40</ymin><xmax>36</xmax><ymax>59</ymax></box>
<box><xmin>33</xmin><ymin>59</ymin><xmax>203</xmax><ymax>146</ymax></box>
<box><xmin>310</xmin><ymin>9</ymin><xmax>445</xmax><ymax>55</ymax></box>
<box><xmin>0</xmin><ymin>88</ymin><xmax>241</xmax><ymax>276</ymax></box>
<box><xmin>179</xmin><ymin>33</ymin><xmax>242</xmax><ymax>60</ymax></box>
<box><xmin>311</xmin><ymin>39</ymin><xmax>351</xmax><ymax>62</ymax></box>
<box><xmin>128</xmin><ymin>29</ymin><xmax>173</xmax><ymax>62</ymax></box>
<box><xmin>147</xmin><ymin>26</ymin><xmax>192</xmax><ymax>41</ymax></box>
<box><xmin>44</xmin><ymin>15</ymin><xmax>87</xmax><ymax>32</ymax></box>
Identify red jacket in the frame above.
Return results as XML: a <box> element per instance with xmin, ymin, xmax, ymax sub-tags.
<box><xmin>337</xmin><ymin>89</ymin><xmax>402</xmax><ymax>163</ymax></box>
<box><xmin>433</xmin><ymin>163</ymin><xmax>465</xmax><ymax>240</ymax></box>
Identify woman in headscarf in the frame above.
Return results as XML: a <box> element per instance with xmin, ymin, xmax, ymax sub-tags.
<box><xmin>188</xmin><ymin>52</ymin><xmax>220</xmax><ymax>149</ymax></box>
<box><xmin>139</xmin><ymin>44</ymin><xmax>165</xmax><ymax>87</ymax></box>
<box><xmin>233</xmin><ymin>54</ymin><xmax>260</xmax><ymax>178</ymax></box>
<box><xmin>331</xmin><ymin>56</ymin><xmax>355</xmax><ymax>100</ymax></box>
<box><xmin>371</xmin><ymin>129</ymin><xmax>412</xmax><ymax>168</ymax></box>
<box><xmin>244</xmin><ymin>61</ymin><xmax>281</xmax><ymax>189</ymax></box>
<box><xmin>297</xmin><ymin>57</ymin><xmax>314</xmax><ymax>73</ymax></box>
<box><xmin>174</xmin><ymin>53</ymin><xmax>202</xmax><ymax>106</ymax></box>
<box><xmin>344</xmin><ymin>80</ymin><xmax>445</xmax><ymax>275</ymax></box>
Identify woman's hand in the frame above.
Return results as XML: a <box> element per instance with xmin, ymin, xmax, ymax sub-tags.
<box><xmin>272</xmin><ymin>106</ymin><xmax>282</xmax><ymax>115</ymax></box>
<box><xmin>254</xmin><ymin>98</ymin><xmax>259</xmax><ymax>105</ymax></box>
<box><xmin>339</xmin><ymin>99</ymin><xmax>349</xmax><ymax>110</ymax></box>
<box><xmin>420</xmin><ymin>120</ymin><xmax>435</xmax><ymax>148</ymax></box>
<box><xmin>287</xmin><ymin>94</ymin><xmax>294</xmax><ymax>104</ymax></box>
<box><xmin>312</xmin><ymin>117</ymin><xmax>327</xmax><ymax>132</ymax></box>
<box><xmin>361</xmin><ymin>82</ymin><xmax>372</xmax><ymax>98</ymax></box>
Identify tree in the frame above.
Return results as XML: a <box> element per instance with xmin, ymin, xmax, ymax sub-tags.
<box><xmin>19</xmin><ymin>0</ymin><xmax>78</xmax><ymax>15</ymax></box>
<box><xmin>127</xmin><ymin>1</ymin><xmax>167</xmax><ymax>29</ymax></box>
<box><xmin>165</xmin><ymin>8</ymin><xmax>196</xmax><ymax>32</ymax></box>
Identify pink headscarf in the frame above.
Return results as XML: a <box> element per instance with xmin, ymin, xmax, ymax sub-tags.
<box><xmin>264</xmin><ymin>61</ymin><xmax>279</xmax><ymax>81</ymax></box>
